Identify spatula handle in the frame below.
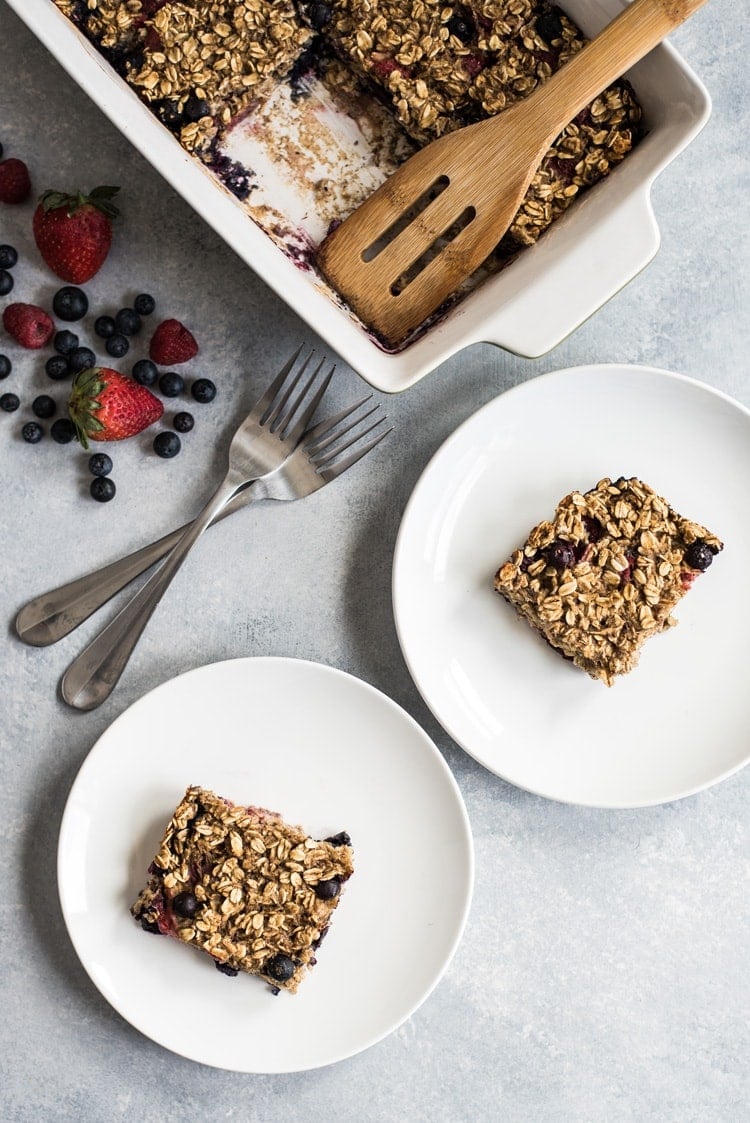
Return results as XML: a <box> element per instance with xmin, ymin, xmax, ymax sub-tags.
<box><xmin>525</xmin><ymin>0</ymin><xmax>709</xmax><ymax>146</ymax></box>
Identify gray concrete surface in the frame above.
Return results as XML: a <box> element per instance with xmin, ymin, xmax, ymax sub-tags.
<box><xmin>0</xmin><ymin>2</ymin><xmax>747</xmax><ymax>1120</ymax></box>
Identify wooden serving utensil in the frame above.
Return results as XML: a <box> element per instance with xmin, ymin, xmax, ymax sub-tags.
<box><xmin>317</xmin><ymin>0</ymin><xmax>709</xmax><ymax>348</ymax></box>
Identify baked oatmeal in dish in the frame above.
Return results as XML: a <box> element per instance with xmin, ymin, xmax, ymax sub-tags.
<box><xmin>53</xmin><ymin>2</ymin><xmax>642</xmax><ymax>320</ymax></box>
<box><xmin>494</xmin><ymin>477</ymin><xmax>723</xmax><ymax>686</ymax></box>
<box><xmin>131</xmin><ymin>785</ymin><xmax>354</xmax><ymax>993</ymax></box>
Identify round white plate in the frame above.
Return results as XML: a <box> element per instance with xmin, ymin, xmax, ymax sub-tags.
<box><xmin>58</xmin><ymin>657</ymin><xmax>473</xmax><ymax>1072</ymax></box>
<box><xmin>393</xmin><ymin>365</ymin><xmax>750</xmax><ymax>808</ymax></box>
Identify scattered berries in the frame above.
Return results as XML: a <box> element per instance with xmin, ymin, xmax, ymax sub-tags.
<box><xmin>0</xmin><ymin>354</ymin><xmax>11</xmax><ymax>379</ymax></box>
<box><xmin>173</xmin><ymin>411</ymin><xmax>194</xmax><ymax>433</ymax></box>
<box><xmin>1</xmin><ymin>392</ymin><xmax>20</xmax><ymax>412</ymax></box>
<box><xmin>115</xmin><ymin>307</ymin><xmax>141</xmax><ymax>336</ymax></box>
<box><xmin>105</xmin><ymin>333</ymin><xmax>129</xmax><ymax>358</ymax></box>
<box><xmin>310</xmin><ymin>2</ymin><xmax>332</xmax><ymax>29</ymax></box>
<box><xmin>0</xmin><ymin>244</ymin><xmax>18</xmax><ymax>269</ymax></box>
<box><xmin>314</xmin><ymin>878</ymin><xmax>340</xmax><ymax>900</ymax></box>
<box><xmin>132</xmin><ymin>358</ymin><xmax>157</xmax><ymax>386</ymax></box>
<box><xmin>0</xmin><ymin>158</ymin><xmax>32</xmax><ymax>205</ymax></box>
<box><xmin>68</xmin><ymin>366</ymin><xmax>164</xmax><ymax>447</ymax></box>
<box><xmin>149</xmin><ymin>318</ymin><xmax>198</xmax><ymax>365</ymax></box>
<box><xmin>33</xmin><ymin>185</ymin><xmax>120</xmax><ymax>283</ymax></box>
<box><xmin>133</xmin><ymin>292</ymin><xmax>155</xmax><ymax>316</ymax></box>
<box><xmin>265</xmin><ymin>954</ymin><xmax>295</xmax><ymax>983</ymax></box>
<box><xmin>548</xmin><ymin>540</ymin><xmax>576</xmax><ymax>570</ymax></box>
<box><xmin>191</xmin><ymin>378</ymin><xmax>216</xmax><ymax>404</ymax></box>
<box><xmin>88</xmin><ymin>452</ymin><xmax>113</xmax><ymax>477</ymax></box>
<box><xmin>158</xmin><ymin>371</ymin><xmax>184</xmax><ymax>397</ymax></box>
<box><xmin>153</xmin><ymin>431</ymin><xmax>181</xmax><ymax>458</ymax></box>
<box><xmin>32</xmin><ymin>395</ymin><xmax>56</xmax><ymax>419</ymax></box>
<box><xmin>21</xmin><ymin>421</ymin><xmax>44</xmax><ymax>444</ymax></box>
<box><xmin>54</xmin><ymin>329</ymin><xmax>79</xmax><ymax>355</ymax></box>
<box><xmin>172</xmin><ymin>891</ymin><xmax>198</xmax><ymax>918</ymax></box>
<box><xmin>95</xmin><ymin>315</ymin><xmax>116</xmax><ymax>338</ymax></box>
<box><xmin>90</xmin><ymin>476</ymin><xmax>116</xmax><ymax>502</ymax></box>
<box><xmin>50</xmin><ymin>417</ymin><xmax>76</xmax><ymax>443</ymax></box>
<box><xmin>52</xmin><ymin>286</ymin><xmax>89</xmax><ymax>321</ymax></box>
<box><xmin>3</xmin><ymin>302</ymin><xmax>55</xmax><ymax>349</ymax></box>
<box><xmin>69</xmin><ymin>346</ymin><xmax>96</xmax><ymax>375</ymax></box>
<box><xmin>0</xmin><ymin>270</ymin><xmax>14</xmax><ymax>296</ymax></box>
<box><xmin>46</xmin><ymin>355</ymin><xmax>70</xmax><ymax>380</ymax></box>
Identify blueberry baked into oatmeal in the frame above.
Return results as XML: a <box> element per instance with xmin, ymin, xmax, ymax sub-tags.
<box><xmin>494</xmin><ymin>477</ymin><xmax>723</xmax><ymax>686</ymax></box>
<box><xmin>131</xmin><ymin>785</ymin><xmax>354</xmax><ymax>993</ymax></box>
<box><xmin>53</xmin><ymin>1</ymin><xmax>641</xmax><ymax>259</ymax></box>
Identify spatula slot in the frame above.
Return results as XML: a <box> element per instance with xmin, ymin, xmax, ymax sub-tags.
<box><xmin>389</xmin><ymin>207</ymin><xmax>476</xmax><ymax>297</ymax></box>
<box><xmin>361</xmin><ymin>176</ymin><xmax>450</xmax><ymax>263</ymax></box>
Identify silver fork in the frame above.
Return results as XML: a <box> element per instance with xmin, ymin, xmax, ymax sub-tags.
<box><xmin>58</xmin><ymin>346</ymin><xmax>335</xmax><ymax>711</ymax></box>
<box><xmin>59</xmin><ymin>398</ymin><xmax>390</xmax><ymax>711</ymax></box>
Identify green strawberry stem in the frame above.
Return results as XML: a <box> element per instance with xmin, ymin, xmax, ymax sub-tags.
<box><xmin>38</xmin><ymin>185</ymin><xmax>120</xmax><ymax>220</ymax></box>
<box><xmin>68</xmin><ymin>367</ymin><xmax>108</xmax><ymax>450</ymax></box>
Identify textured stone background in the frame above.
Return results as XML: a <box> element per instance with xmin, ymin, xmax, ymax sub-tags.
<box><xmin>0</xmin><ymin>2</ymin><xmax>747</xmax><ymax>1120</ymax></box>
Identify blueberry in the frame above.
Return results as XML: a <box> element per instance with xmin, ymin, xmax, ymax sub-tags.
<box><xmin>21</xmin><ymin>421</ymin><xmax>44</xmax><ymax>443</ymax></box>
<box><xmin>132</xmin><ymin>358</ymin><xmax>158</xmax><ymax>386</ymax></box>
<box><xmin>314</xmin><ymin>878</ymin><xmax>340</xmax><ymax>901</ymax></box>
<box><xmin>172</xmin><ymin>891</ymin><xmax>198</xmax><ymax>917</ymax></box>
<box><xmin>159</xmin><ymin>371</ymin><xmax>184</xmax><ymax>397</ymax></box>
<box><xmin>0</xmin><ymin>354</ymin><xmax>11</xmax><ymax>379</ymax></box>
<box><xmin>324</xmin><ymin>831</ymin><xmax>351</xmax><ymax>847</ymax></box>
<box><xmin>69</xmin><ymin>347</ymin><xmax>96</xmax><ymax>375</ymax></box>
<box><xmin>134</xmin><ymin>293</ymin><xmax>156</xmax><ymax>316</ymax></box>
<box><xmin>310</xmin><ymin>2</ymin><xmax>332</xmax><ymax>29</ymax></box>
<box><xmin>53</xmin><ymin>286</ymin><xmax>89</xmax><ymax>321</ymax></box>
<box><xmin>191</xmin><ymin>378</ymin><xmax>216</xmax><ymax>404</ymax></box>
<box><xmin>582</xmin><ymin>515</ymin><xmax>604</xmax><ymax>543</ymax></box>
<box><xmin>54</xmin><ymin>329</ymin><xmax>79</xmax><ymax>355</ymax></box>
<box><xmin>46</xmin><ymin>355</ymin><xmax>71</xmax><ymax>380</ymax></box>
<box><xmin>0</xmin><ymin>269</ymin><xmax>14</xmax><ymax>296</ymax></box>
<box><xmin>88</xmin><ymin>452</ymin><xmax>113</xmax><ymax>477</ymax></box>
<box><xmin>140</xmin><ymin>916</ymin><xmax>161</xmax><ymax>935</ymax></box>
<box><xmin>50</xmin><ymin>418</ymin><xmax>77</xmax><ymax>444</ymax></box>
<box><xmin>105</xmin><ymin>333</ymin><xmax>129</xmax><ymax>358</ymax></box>
<box><xmin>94</xmin><ymin>315</ymin><xmax>116</xmax><ymax>339</ymax></box>
<box><xmin>536</xmin><ymin>9</ymin><xmax>564</xmax><ymax>44</ymax></box>
<box><xmin>684</xmin><ymin>539</ymin><xmax>717</xmax><ymax>572</ymax></box>
<box><xmin>115</xmin><ymin>307</ymin><xmax>142</xmax><ymax>336</ymax></box>
<box><xmin>215</xmin><ymin>961</ymin><xmax>239</xmax><ymax>977</ymax></box>
<box><xmin>90</xmin><ymin>476</ymin><xmax>116</xmax><ymax>502</ymax></box>
<box><xmin>155</xmin><ymin>99</ymin><xmax>184</xmax><ymax>131</ymax></box>
<box><xmin>447</xmin><ymin>11</ymin><xmax>475</xmax><ymax>43</ymax></box>
<box><xmin>32</xmin><ymin>395</ymin><xmax>56</xmax><ymax>419</ymax></box>
<box><xmin>173</xmin><ymin>411</ymin><xmax>194</xmax><ymax>433</ymax></box>
<box><xmin>548</xmin><ymin>540</ymin><xmax>576</xmax><ymax>570</ymax></box>
<box><xmin>265</xmin><ymin>954</ymin><xmax>295</xmax><ymax>983</ymax></box>
<box><xmin>0</xmin><ymin>244</ymin><xmax>18</xmax><ymax>269</ymax></box>
<box><xmin>153</xmin><ymin>431</ymin><xmax>181</xmax><ymax>458</ymax></box>
<box><xmin>184</xmin><ymin>93</ymin><xmax>211</xmax><ymax>121</ymax></box>
<box><xmin>1</xmin><ymin>392</ymin><xmax>20</xmax><ymax>412</ymax></box>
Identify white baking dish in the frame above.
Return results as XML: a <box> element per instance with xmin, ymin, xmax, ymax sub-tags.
<box><xmin>5</xmin><ymin>0</ymin><xmax>710</xmax><ymax>392</ymax></box>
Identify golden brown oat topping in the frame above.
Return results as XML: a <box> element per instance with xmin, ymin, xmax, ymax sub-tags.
<box><xmin>131</xmin><ymin>786</ymin><xmax>354</xmax><ymax>993</ymax></box>
<box><xmin>494</xmin><ymin>477</ymin><xmax>723</xmax><ymax>685</ymax></box>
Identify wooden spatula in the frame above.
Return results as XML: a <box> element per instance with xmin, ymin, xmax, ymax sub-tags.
<box><xmin>317</xmin><ymin>0</ymin><xmax>708</xmax><ymax>348</ymax></box>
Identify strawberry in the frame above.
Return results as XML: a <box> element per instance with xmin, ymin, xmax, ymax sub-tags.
<box><xmin>68</xmin><ymin>366</ymin><xmax>164</xmax><ymax>448</ymax></box>
<box><xmin>2</xmin><ymin>303</ymin><xmax>54</xmax><ymax>349</ymax></box>
<box><xmin>149</xmin><ymin>318</ymin><xmax>199</xmax><ymax>365</ymax></box>
<box><xmin>32</xmin><ymin>185</ymin><xmax>120</xmax><ymax>283</ymax></box>
<box><xmin>0</xmin><ymin>158</ymin><xmax>32</xmax><ymax>204</ymax></box>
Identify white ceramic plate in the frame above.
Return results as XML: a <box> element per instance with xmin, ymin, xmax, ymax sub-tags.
<box><xmin>393</xmin><ymin>365</ymin><xmax>750</xmax><ymax>808</ymax></box>
<box><xmin>57</xmin><ymin>658</ymin><xmax>473</xmax><ymax>1072</ymax></box>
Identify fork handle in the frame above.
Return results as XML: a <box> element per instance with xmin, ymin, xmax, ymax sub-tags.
<box><xmin>60</xmin><ymin>472</ymin><xmax>245</xmax><ymax>711</ymax></box>
<box><xmin>14</xmin><ymin>483</ymin><xmax>261</xmax><ymax>647</ymax></box>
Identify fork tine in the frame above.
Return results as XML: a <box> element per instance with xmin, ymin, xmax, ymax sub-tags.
<box><xmin>301</xmin><ymin>395</ymin><xmax>373</xmax><ymax>448</ymax></box>
<box><xmin>263</xmin><ymin>349</ymin><xmax>315</xmax><ymax>428</ymax></box>
<box><xmin>277</xmin><ymin>361</ymin><xmax>334</xmax><ymax>441</ymax></box>
<box><xmin>306</xmin><ymin>402</ymin><xmax>381</xmax><ymax>458</ymax></box>
<box><xmin>320</xmin><ymin>425</ymin><xmax>392</xmax><ymax>479</ymax></box>
<box><xmin>316</xmin><ymin>415</ymin><xmax>388</xmax><ymax>471</ymax></box>
<box><xmin>253</xmin><ymin>344</ymin><xmax>307</xmax><ymax>422</ymax></box>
